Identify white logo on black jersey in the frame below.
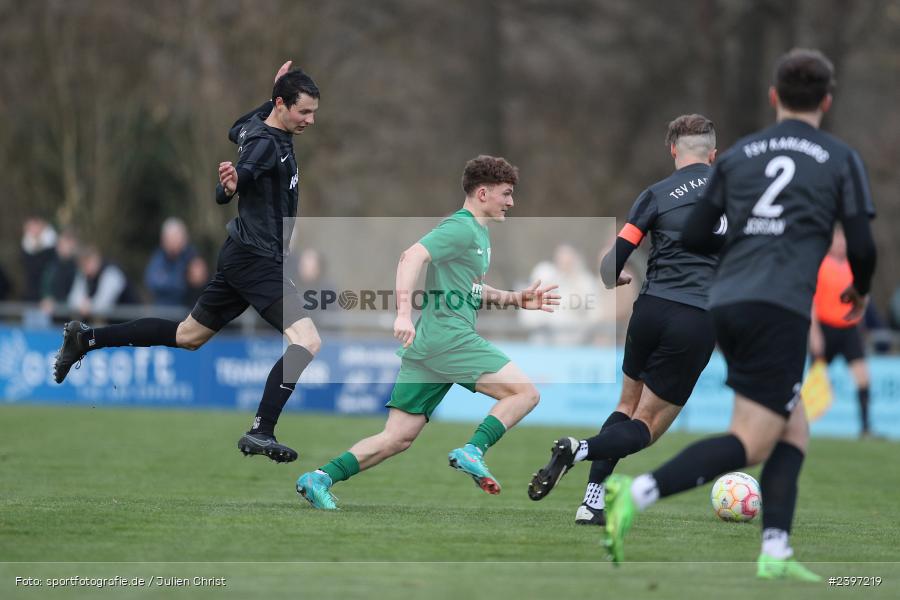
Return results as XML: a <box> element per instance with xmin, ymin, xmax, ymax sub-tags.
<box><xmin>785</xmin><ymin>383</ymin><xmax>802</xmax><ymax>412</ymax></box>
<box><xmin>714</xmin><ymin>215</ymin><xmax>728</xmax><ymax>235</ymax></box>
<box><xmin>668</xmin><ymin>177</ymin><xmax>709</xmax><ymax>199</ymax></box>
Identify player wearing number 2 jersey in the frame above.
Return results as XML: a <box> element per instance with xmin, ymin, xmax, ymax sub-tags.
<box><xmin>602</xmin><ymin>49</ymin><xmax>877</xmax><ymax>582</ymax></box>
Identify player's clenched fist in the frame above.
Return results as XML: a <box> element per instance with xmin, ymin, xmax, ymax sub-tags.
<box><xmin>219</xmin><ymin>161</ymin><xmax>237</xmax><ymax>196</ymax></box>
<box><xmin>393</xmin><ymin>315</ymin><xmax>416</xmax><ymax>348</ymax></box>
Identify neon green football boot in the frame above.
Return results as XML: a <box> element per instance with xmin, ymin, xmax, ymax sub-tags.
<box><xmin>756</xmin><ymin>554</ymin><xmax>822</xmax><ymax>582</ymax></box>
<box><xmin>603</xmin><ymin>474</ymin><xmax>636</xmax><ymax>565</ymax></box>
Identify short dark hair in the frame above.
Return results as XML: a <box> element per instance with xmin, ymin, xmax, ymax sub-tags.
<box><xmin>462</xmin><ymin>155</ymin><xmax>519</xmax><ymax>195</ymax></box>
<box><xmin>774</xmin><ymin>48</ymin><xmax>835</xmax><ymax>111</ymax></box>
<box><xmin>665</xmin><ymin>114</ymin><xmax>715</xmax><ymax>148</ymax></box>
<box><xmin>272</xmin><ymin>69</ymin><xmax>320</xmax><ymax>107</ymax></box>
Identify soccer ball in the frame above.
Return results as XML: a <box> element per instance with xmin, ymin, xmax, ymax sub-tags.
<box><xmin>710</xmin><ymin>472</ymin><xmax>761</xmax><ymax>522</ymax></box>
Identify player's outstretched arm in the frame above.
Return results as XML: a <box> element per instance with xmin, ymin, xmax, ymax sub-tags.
<box><xmin>841</xmin><ymin>212</ymin><xmax>877</xmax><ymax>322</ymax></box>
<box><xmin>600</xmin><ymin>237</ymin><xmax>637</xmax><ymax>289</ymax></box>
<box><xmin>605</xmin><ymin>188</ymin><xmax>655</xmax><ymax>287</ymax></box>
<box><xmin>839</xmin><ymin>150</ymin><xmax>877</xmax><ymax>322</ymax></box>
<box><xmin>489</xmin><ymin>280</ymin><xmax>560</xmax><ymax>312</ymax></box>
<box><xmin>394</xmin><ymin>243</ymin><xmax>431</xmax><ymax>348</ymax></box>
<box><xmin>481</xmin><ymin>284</ymin><xmax>517</xmax><ymax>309</ymax></box>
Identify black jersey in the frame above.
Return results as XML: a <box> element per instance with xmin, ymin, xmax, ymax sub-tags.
<box><xmin>623</xmin><ymin>163</ymin><xmax>723</xmax><ymax>309</ymax></box>
<box><xmin>225</xmin><ymin>101</ymin><xmax>299</xmax><ymax>262</ymax></box>
<box><xmin>700</xmin><ymin>119</ymin><xmax>875</xmax><ymax>318</ymax></box>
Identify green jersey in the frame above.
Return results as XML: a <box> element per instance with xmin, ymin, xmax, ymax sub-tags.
<box><xmin>400</xmin><ymin>209</ymin><xmax>491</xmax><ymax>360</ymax></box>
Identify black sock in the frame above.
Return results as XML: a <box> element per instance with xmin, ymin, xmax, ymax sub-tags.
<box><xmin>858</xmin><ymin>387</ymin><xmax>870</xmax><ymax>433</ymax></box>
<box><xmin>587</xmin><ymin>411</ymin><xmax>631</xmax><ymax>485</ymax></box>
<box><xmin>585</xmin><ymin>419</ymin><xmax>651</xmax><ymax>461</ymax></box>
<box><xmin>652</xmin><ymin>434</ymin><xmax>746</xmax><ymax>498</ymax></box>
<box><xmin>250</xmin><ymin>344</ymin><xmax>314</xmax><ymax>436</ymax></box>
<box><xmin>760</xmin><ymin>442</ymin><xmax>804</xmax><ymax>534</ymax></box>
<box><xmin>89</xmin><ymin>319</ymin><xmax>179</xmax><ymax>351</ymax></box>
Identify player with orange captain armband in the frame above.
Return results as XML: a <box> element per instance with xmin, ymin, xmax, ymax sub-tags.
<box><xmin>527</xmin><ymin>114</ymin><xmax>727</xmax><ymax>525</ymax></box>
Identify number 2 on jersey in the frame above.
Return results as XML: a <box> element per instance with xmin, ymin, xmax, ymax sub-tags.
<box><xmin>752</xmin><ymin>156</ymin><xmax>795</xmax><ymax>218</ymax></box>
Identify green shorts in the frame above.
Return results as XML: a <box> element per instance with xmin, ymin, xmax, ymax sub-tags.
<box><xmin>387</xmin><ymin>336</ymin><xmax>510</xmax><ymax>420</ymax></box>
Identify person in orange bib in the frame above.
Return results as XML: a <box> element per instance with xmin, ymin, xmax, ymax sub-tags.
<box><xmin>810</xmin><ymin>226</ymin><xmax>872</xmax><ymax>437</ymax></box>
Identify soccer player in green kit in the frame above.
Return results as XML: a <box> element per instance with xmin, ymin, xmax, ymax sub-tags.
<box><xmin>296</xmin><ymin>155</ymin><xmax>560</xmax><ymax>509</ymax></box>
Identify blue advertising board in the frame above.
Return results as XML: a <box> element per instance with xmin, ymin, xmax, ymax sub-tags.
<box><xmin>0</xmin><ymin>325</ymin><xmax>396</xmax><ymax>416</ymax></box>
<box><xmin>434</xmin><ymin>346</ymin><xmax>900</xmax><ymax>439</ymax></box>
<box><xmin>1</xmin><ymin>326</ymin><xmax>897</xmax><ymax>438</ymax></box>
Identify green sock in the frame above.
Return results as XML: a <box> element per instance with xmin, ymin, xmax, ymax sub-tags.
<box><xmin>319</xmin><ymin>451</ymin><xmax>360</xmax><ymax>484</ymax></box>
<box><xmin>467</xmin><ymin>415</ymin><xmax>507</xmax><ymax>455</ymax></box>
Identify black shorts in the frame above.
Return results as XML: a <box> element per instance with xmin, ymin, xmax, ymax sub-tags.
<box><xmin>822</xmin><ymin>323</ymin><xmax>865</xmax><ymax>364</ymax></box>
<box><xmin>191</xmin><ymin>237</ymin><xmax>307</xmax><ymax>332</ymax></box>
<box><xmin>712</xmin><ymin>301</ymin><xmax>809</xmax><ymax>419</ymax></box>
<box><xmin>622</xmin><ymin>294</ymin><xmax>716</xmax><ymax>406</ymax></box>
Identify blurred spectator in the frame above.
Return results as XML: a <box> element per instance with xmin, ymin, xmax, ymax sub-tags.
<box><xmin>520</xmin><ymin>244</ymin><xmax>597</xmax><ymax>345</ymax></box>
<box><xmin>68</xmin><ymin>245</ymin><xmax>138</xmax><ymax>319</ymax></box>
<box><xmin>891</xmin><ymin>286</ymin><xmax>900</xmax><ymax>331</ymax></box>
<box><xmin>144</xmin><ymin>217</ymin><xmax>196</xmax><ymax>306</ymax></box>
<box><xmin>286</xmin><ymin>247</ymin><xmax>337</xmax><ymax>319</ymax></box>
<box><xmin>294</xmin><ymin>248</ymin><xmax>333</xmax><ymax>292</ymax></box>
<box><xmin>0</xmin><ymin>262</ymin><xmax>11</xmax><ymax>301</ymax></box>
<box><xmin>289</xmin><ymin>248</ymin><xmax>337</xmax><ymax>300</ymax></box>
<box><xmin>183</xmin><ymin>255</ymin><xmax>210</xmax><ymax>309</ymax></box>
<box><xmin>20</xmin><ymin>217</ymin><xmax>57</xmax><ymax>301</ymax></box>
<box><xmin>39</xmin><ymin>228</ymin><xmax>80</xmax><ymax>315</ymax></box>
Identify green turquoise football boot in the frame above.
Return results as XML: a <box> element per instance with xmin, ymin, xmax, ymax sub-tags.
<box><xmin>296</xmin><ymin>471</ymin><xmax>339</xmax><ymax>510</ymax></box>
<box><xmin>448</xmin><ymin>444</ymin><xmax>501</xmax><ymax>495</ymax></box>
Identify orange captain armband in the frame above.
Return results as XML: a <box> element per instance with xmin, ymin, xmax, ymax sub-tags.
<box><xmin>618</xmin><ymin>223</ymin><xmax>644</xmax><ymax>246</ymax></box>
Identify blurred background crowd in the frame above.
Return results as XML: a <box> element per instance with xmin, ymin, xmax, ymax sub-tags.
<box><xmin>2</xmin><ymin>215</ymin><xmax>641</xmax><ymax>343</ymax></box>
<box><xmin>1</xmin><ymin>0</ymin><xmax>898</xmax><ymax>353</ymax></box>
<box><xmin>2</xmin><ymin>214</ymin><xmax>896</xmax><ymax>356</ymax></box>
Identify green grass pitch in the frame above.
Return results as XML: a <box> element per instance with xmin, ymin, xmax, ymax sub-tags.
<box><xmin>1</xmin><ymin>405</ymin><xmax>897</xmax><ymax>599</ymax></box>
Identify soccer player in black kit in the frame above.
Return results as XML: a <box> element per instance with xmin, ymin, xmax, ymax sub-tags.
<box><xmin>603</xmin><ymin>49</ymin><xmax>876</xmax><ymax>582</ymax></box>
<box><xmin>527</xmin><ymin>115</ymin><xmax>724</xmax><ymax>525</ymax></box>
<box><xmin>53</xmin><ymin>61</ymin><xmax>322</xmax><ymax>464</ymax></box>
